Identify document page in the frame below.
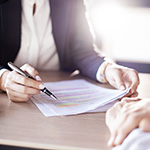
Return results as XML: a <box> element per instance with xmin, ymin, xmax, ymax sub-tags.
<box><xmin>31</xmin><ymin>79</ymin><xmax>129</xmax><ymax>117</ymax></box>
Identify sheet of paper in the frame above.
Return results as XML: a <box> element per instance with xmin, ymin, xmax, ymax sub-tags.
<box><xmin>31</xmin><ymin>79</ymin><xmax>129</xmax><ymax>117</ymax></box>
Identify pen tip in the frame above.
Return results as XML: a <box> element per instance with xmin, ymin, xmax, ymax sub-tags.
<box><xmin>41</xmin><ymin>87</ymin><xmax>58</xmax><ymax>100</ymax></box>
<box><xmin>51</xmin><ymin>95</ymin><xmax>58</xmax><ymax>101</ymax></box>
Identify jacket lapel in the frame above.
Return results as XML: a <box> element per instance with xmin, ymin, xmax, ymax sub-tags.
<box><xmin>2</xmin><ymin>0</ymin><xmax>21</xmax><ymax>68</ymax></box>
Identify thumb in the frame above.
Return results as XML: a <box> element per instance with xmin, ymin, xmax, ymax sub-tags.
<box><xmin>114</xmin><ymin>72</ymin><xmax>126</xmax><ymax>90</ymax></box>
<box><xmin>139</xmin><ymin>118</ymin><xmax>150</xmax><ymax>132</ymax></box>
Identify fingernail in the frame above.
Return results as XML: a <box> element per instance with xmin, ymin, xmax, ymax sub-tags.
<box><xmin>114</xmin><ymin>135</ymin><xmax>122</xmax><ymax>145</ymax></box>
<box><xmin>131</xmin><ymin>89</ymin><xmax>135</xmax><ymax>94</ymax></box>
<box><xmin>39</xmin><ymin>84</ymin><xmax>44</xmax><ymax>89</ymax></box>
<box><xmin>35</xmin><ymin>75</ymin><xmax>42</xmax><ymax>81</ymax></box>
<box><xmin>120</xmin><ymin>85</ymin><xmax>125</xmax><ymax>90</ymax></box>
<box><xmin>107</xmin><ymin>136</ymin><xmax>114</xmax><ymax>147</ymax></box>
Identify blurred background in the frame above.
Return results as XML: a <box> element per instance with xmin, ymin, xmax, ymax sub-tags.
<box><xmin>85</xmin><ymin>0</ymin><xmax>150</xmax><ymax>73</ymax></box>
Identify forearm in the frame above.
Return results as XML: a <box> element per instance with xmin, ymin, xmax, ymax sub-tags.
<box><xmin>70</xmin><ymin>0</ymin><xmax>105</xmax><ymax>80</ymax></box>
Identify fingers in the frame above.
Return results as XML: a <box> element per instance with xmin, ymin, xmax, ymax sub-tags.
<box><xmin>113</xmin><ymin>115</ymin><xmax>139</xmax><ymax>146</ymax></box>
<box><xmin>129</xmin><ymin>91</ymin><xmax>139</xmax><ymax>98</ymax></box>
<box><xmin>129</xmin><ymin>70</ymin><xmax>140</xmax><ymax>94</ymax></box>
<box><xmin>107</xmin><ymin>111</ymin><xmax>143</xmax><ymax>147</ymax></box>
<box><xmin>121</xmin><ymin>69</ymin><xmax>139</xmax><ymax>93</ymax></box>
<box><xmin>121</xmin><ymin>69</ymin><xmax>139</xmax><ymax>94</ymax></box>
<box><xmin>104</xmin><ymin>64</ymin><xmax>140</xmax><ymax>94</ymax></box>
<box><xmin>4</xmin><ymin>64</ymin><xmax>44</xmax><ymax>102</ymax></box>
<box><xmin>106</xmin><ymin>101</ymin><xmax>124</xmax><ymax>147</ymax></box>
<box><xmin>6</xmin><ymin>71</ymin><xmax>44</xmax><ymax>90</ymax></box>
<box><xmin>5</xmin><ymin>78</ymin><xmax>41</xmax><ymax>94</ymax></box>
<box><xmin>113</xmin><ymin>70</ymin><xmax>126</xmax><ymax>90</ymax></box>
<box><xmin>21</xmin><ymin>64</ymin><xmax>42</xmax><ymax>81</ymax></box>
<box><xmin>5</xmin><ymin>73</ymin><xmax>41</xmax><ymax>102</ymax></box>
<box><xmin>107</xmin><ymin>132</ymin><xmax>117</xmax><ymax>147</ymax></box>
<box><xmin>7</xmin><ymin>90</ymin><xmax>33</xmax><ymax>102</ymax></box>
<box><xmin>106</xmin><ymin>101</ymin><xmax>123</xmax><ymax>129</ymax></box>
<box><xmin>106</xmin><ymin>98</ymin><xmax>147</xmax><ymax>148</ymax></box>
<box><xmin>121</xmin><ymin>97</ymin><xmax>141</xmax><ymax>103</ymax></box>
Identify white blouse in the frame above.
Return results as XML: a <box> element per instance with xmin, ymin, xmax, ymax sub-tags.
<box><xmin>14</xmin><ymin>0</ymin><xmax>60</xmax><ymax>71</ymax></box>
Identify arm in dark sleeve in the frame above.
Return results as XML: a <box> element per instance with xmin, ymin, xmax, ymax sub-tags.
<box><xmin>0</xmin><ymin>0</ymin><xmax>21</xmax><ymax>70</ymax></box>
<box><xmin>69</xmin><ymin>0</ymin><xmax>104</xmax><ymax>81</ymax></box>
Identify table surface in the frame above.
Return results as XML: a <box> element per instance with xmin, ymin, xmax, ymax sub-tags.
<box><xmin>0</xmin><ymin>71</ymin><xmax>150</xmax><ymax>150</ymax></box>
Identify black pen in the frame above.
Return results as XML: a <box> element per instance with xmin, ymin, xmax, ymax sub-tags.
<box><xmin>8</xmin><ymin>62</ymin><xmax>58</xmax><ymax>101</ymax></box>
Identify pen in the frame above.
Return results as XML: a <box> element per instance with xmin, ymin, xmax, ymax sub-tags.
<box><xmin>8</xmin><ymin>62</ymin><xmax>58</xmax><ymax>101</ymax></box>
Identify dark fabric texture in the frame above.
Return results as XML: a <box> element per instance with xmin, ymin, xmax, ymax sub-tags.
<box><xmin>0</xmin><ymin>0</ymin><xmax>104</xmax><ymax>80</ymax></box>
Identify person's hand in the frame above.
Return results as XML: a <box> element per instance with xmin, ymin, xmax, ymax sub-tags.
<box><xmin>0</xmin><ymin>64</ymin><xmax>44</xmax><ymax>102</ymax></box>
<box><xmin>106</xmin><ymin>97</ymin><xmax>150</xmax><ymax>148</ymax></box>
<box><xmin>105</xmin><ymin>63</ymin><xmax>139</xmax><ymax>96</ymax></box>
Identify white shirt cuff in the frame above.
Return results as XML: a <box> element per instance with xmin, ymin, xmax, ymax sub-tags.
<box><xmin>96</xmin><ymin>58</ymin><xmax>114</xmax><ymax>83</ymax></box>
<box><xmin>0</xmin><ymin>69</ymin><xmax>8</xmax><ymax>78</ymax></box>
<box><xmin>0</xmin><ymin>69</ymin><xmax>8</xmax><ymax>92</ymax></box>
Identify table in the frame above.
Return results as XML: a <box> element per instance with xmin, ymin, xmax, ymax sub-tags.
<box><xmin>0</xmin><ymin>72</ymin><xmax>149</xmax><ymax>150</ymax></box>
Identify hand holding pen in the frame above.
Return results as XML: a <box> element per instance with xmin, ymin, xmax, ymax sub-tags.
<box><xmin>0</xmin><ymin>62</ymin><xmax>57</xmax><ymax>102</ymax></box>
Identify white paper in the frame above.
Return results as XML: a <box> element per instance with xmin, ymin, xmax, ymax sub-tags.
<box><xmin>31</xmin><ymin>79</ymin><xmax>129</xmax><ymax>117</ymax></box>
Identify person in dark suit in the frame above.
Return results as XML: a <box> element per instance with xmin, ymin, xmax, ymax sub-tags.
<box><xmin>0</xmin><ymin>0</ymin><xmax>139</xmax><ymax>102</ymax></box>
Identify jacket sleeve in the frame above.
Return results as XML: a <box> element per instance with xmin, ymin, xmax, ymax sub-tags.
<box><xmin>0</xmin><ymin>0</ymin><xmax>21</xmax><ymax>70</ymax></box>
<box><xmin>68</xmin><ymin>0</ymin><xmax>105</xmax><ymax>81</ymax></box>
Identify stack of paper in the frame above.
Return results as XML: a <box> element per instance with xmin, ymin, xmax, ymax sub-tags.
<box><xmin>31</xmin><ymin>79</ymin><xmax>129</xmax><ymax>117</ymax></box>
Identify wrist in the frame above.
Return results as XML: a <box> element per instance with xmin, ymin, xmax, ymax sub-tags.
<box><xmin>104</xmin><ymin>63</ymin><xmax>114</xmax><ymax>83</ymax></box>
<box><xmin>0</xmin><ymin>70</ymin><xmax>10</xmax><ymax>91</ymax></box>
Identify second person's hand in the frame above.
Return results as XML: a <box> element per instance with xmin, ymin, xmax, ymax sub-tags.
<box><xmin>105</xmin><ymin>63</ymin><xmax>140</xmax><ymax>96</ymax></box>
<box><xmin>106</xmin><ymin>97</ymin><xmax>150</xmax><ymax>148</ymax></box>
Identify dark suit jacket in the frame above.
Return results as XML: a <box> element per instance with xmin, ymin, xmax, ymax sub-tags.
<box><xmin>0</xmin><ymin>0</ymin><xmax>104</xmax><ymax>81</ymax></box>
